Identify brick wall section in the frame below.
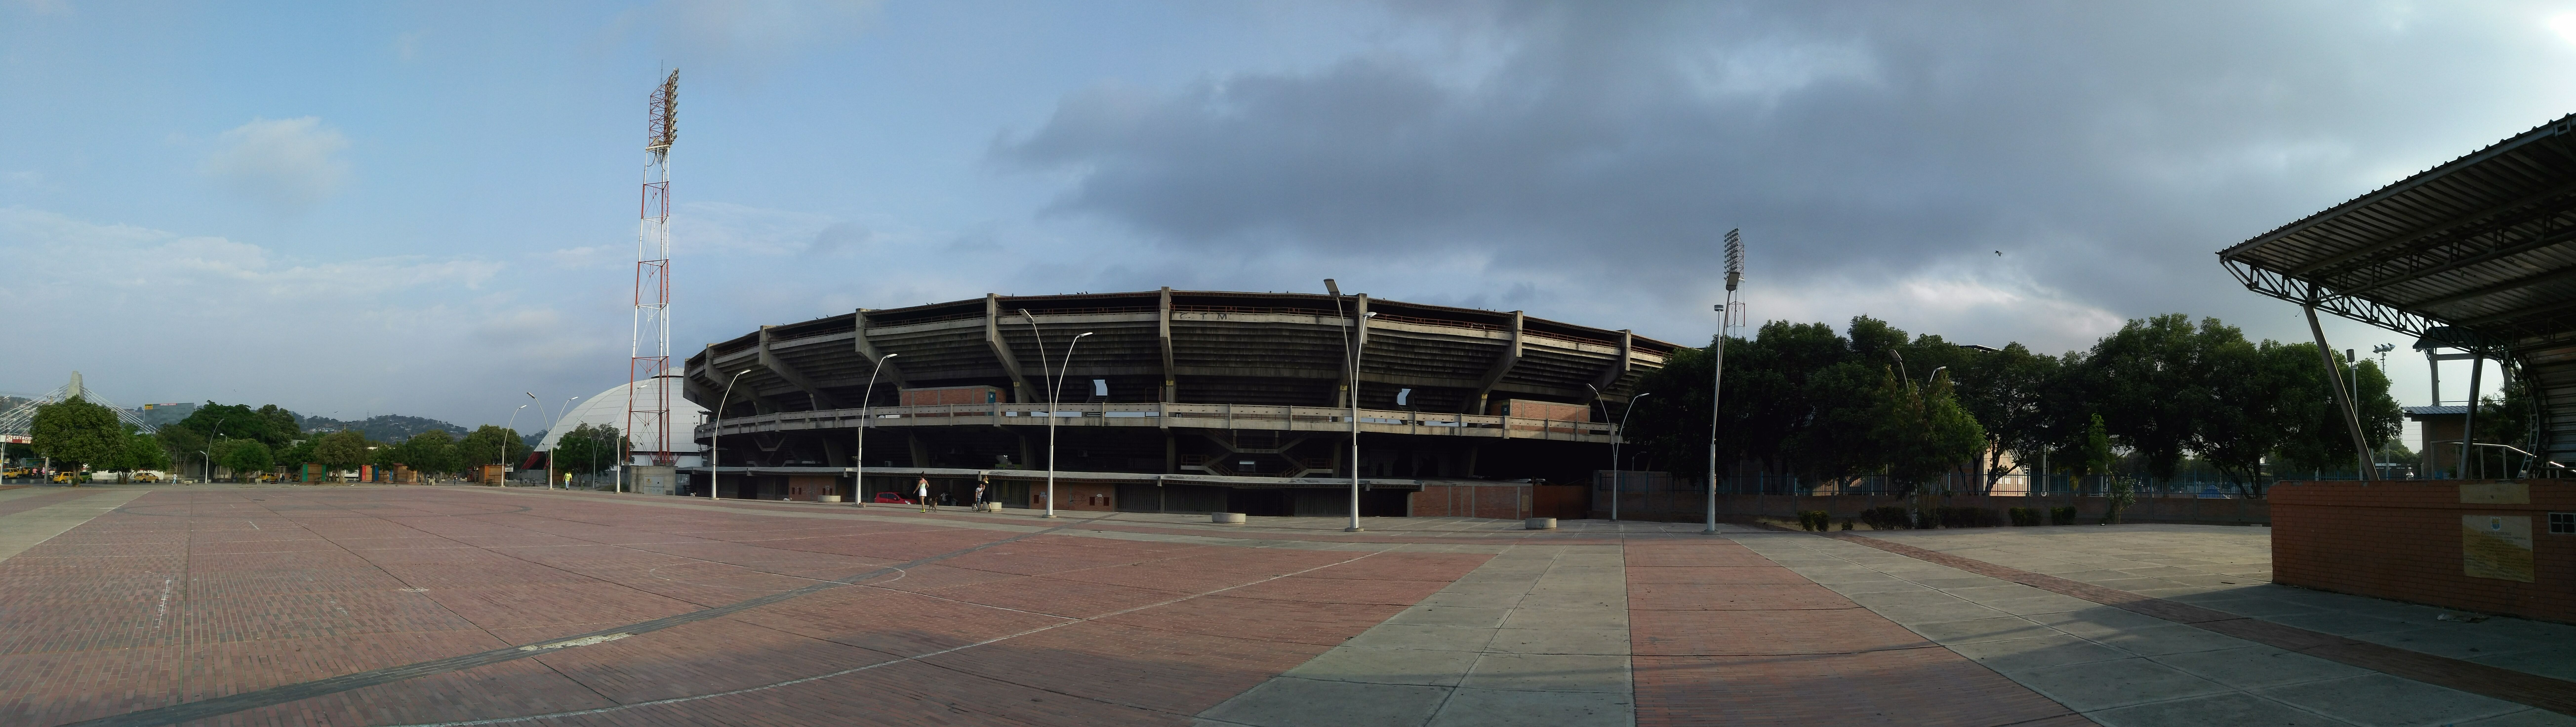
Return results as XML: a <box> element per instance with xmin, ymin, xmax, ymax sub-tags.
<box><xmin>1408</xmin><ymin>484</ymin><xmax>1528</xmax><ymax>519</ymax></box>
<box><xmin>2271</xmin><ymin>481</ymin><xmax>2573</xmax><ymax>624</ymax></box>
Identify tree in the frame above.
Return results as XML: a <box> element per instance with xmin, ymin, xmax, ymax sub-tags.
<box><xmin>459</xmin><ymin>425</ymin><xmax>531</xmax><ymax>469</ymax></box>
<box><xmin>32</xmin><ymin>396</ymin><xmax>123</xmax><ymax>473</ymax></box>
<box><xmin>552</xmin><ymin>423</ymin><xmax>629</xmax><ymax>478</ymax></box>
<box><xmin>393</xmin><ymin>430</ymin><xmax>461</xmax><ymax>478</ymax></box>
<box><xmin>216</xmin><ymin>439</ymin><xmax>274</xmax><ymax>482</ymax></box>
<box><xmin>1954</xmin><ymin>343</ymin><xmax>2060</xmax><ymax>493</ymax></box>
<box><xmin>120</xmin><ymin>429</ymin><xmax>170</xmax><ymax>473</ymax></box>
<box><xmin>156</xmin><ymin>425</ymin><xmax>208</xmax><ymax>480</ymax></box>
<box><xmin>1869</xmin><ymin>367</ymin><xmax>1988</xmax><ymax>495</ymax></box>
<box><xmin>315</xmin><ymin>429</ymin><xmax>370</xmax><ymax>482</ymax></box>
<box><xmin>2085</xmin><ymin>314</ymin><xmax>2221</xmax><ymax>489</ymax></box>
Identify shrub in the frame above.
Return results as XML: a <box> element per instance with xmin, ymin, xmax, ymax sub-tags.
<box><xmin>1933</xmin><ymin>507</ymin><xmax>2003</xmax><ymax>528</ymax></box>
<box><xmin>1796</xmin><ymin>510</ymin><xmax>1831</xmax><ymax>531</ymax></box>
<box><xmin>1859</xmin><ymin>506</ymin><xmax>1912</xmax><ymax>530</ymax></box>
<box><xmin>2007</xmin><ymin>507</ymin><xmax>2039</xmax><ymax>527</ymax></box>
<box><xmin>1839</xmin><ymin>518</ymin><xmax>1853</xmax><ymax>531</ymax></box>
<box><xmin>2049</xmin><ymin>506</ymin><xmax>2078</xmax><ymax>525</ymax></box>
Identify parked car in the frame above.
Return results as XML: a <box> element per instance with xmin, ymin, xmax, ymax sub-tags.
<box><xmin>870</xmin><ymin>492</ymin><xmax>915</xmax><ymax>505</ymax></box>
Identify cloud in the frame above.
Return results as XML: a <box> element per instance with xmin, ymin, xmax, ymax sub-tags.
<box><xmin>0</xmin><ymin>206</ymin><xmax>603</xmax><ymax>425</ymax></box>
<box><xmin>637</xmin><ymin>0</ymin><xmax>881</xmax><ymax>76</ymax></box>
<box><xmin>200</xmin><ymin>117</ymin><xmax>352</xmax><ymax>213</ymax></box>
<box><xmin>995</xmin><ymin>1</ymin><xmax>2576</xmax><ymax>354</ymax></box>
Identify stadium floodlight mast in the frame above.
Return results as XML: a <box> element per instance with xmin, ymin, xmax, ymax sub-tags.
<box><xmin>1326</xmin><ymin>279</ymin><xmax>1374</xmax><ymax>533</ymax></box>
<box><xmin>712</xmin><ymin>368</ymin><xmax>752</xmax><ymax>499</ymax></box>
<box><xmin>854</xmin><ymin>353</ymin><xmax>897</xmax><ymax>505</ymax></box>
<box><xmin>1708</xmin><ymin>229</ymin><xmax>1742</xmax><ymax>535</ymax></box>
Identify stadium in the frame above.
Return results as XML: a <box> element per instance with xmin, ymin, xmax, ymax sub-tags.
<box><xmin>679</xmin><ymin>288</ymin><xmax>1676</xmax><ymax>516</ymax></box>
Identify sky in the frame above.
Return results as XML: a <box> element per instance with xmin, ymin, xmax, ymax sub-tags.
<box><xmin>3</xmin><ymin>0</ymin><xmax>2574</xmax><ymax>436</ymax></box>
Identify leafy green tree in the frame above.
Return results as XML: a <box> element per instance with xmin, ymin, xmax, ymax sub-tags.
<box><xmin>459</xmin><ymin>425</ymin><xmax>531</xmax><ymax>469</ymax></box>
<box><xmin>276</xmin><ymin>437</ymin><xmax>319</xmax><ymax>471</ymax></box>
<box><xmin>1868</xmin><ymin>367</ymin><xmax>1988</xmax><ymax>494</ymax></box>
<box><xmin>1953</xmin><ymin>343</ymin><xmax>2061</xmax><ymax>493</ymax></box>
<box><xmin>2271</xmin><ymin>346</ymin><xmax>2401</xmax><ymax>479</ymax></box>
<box><xmin>553</xmin><ymin>423</ymin><xmax>629</xmax><ymax>477</ymax></box>
<box><xmin>216</xmin><ymin>439</ymin><xmax>274</xmax><ymax>482</ymax></box>
<box><xmin>315</xmin><ymin>429</ymin><xmax>369</xmax><ymax>482</ymax></box>
<box><xmin>2084</xmin><ymin>314</ymin><xmax>2220</xmax><ymax>489</ymax></box>
<box><xmin>156</xmin><ymin>426</ymin><xmax>208</xmax><ymax>480</ymax></box>
<box><xmin>121</xmin><ymin>429</ymin><xmax>171</xmax><ymax>472</ymax></box>
<box><xmin>393</xmin><ymin>430</ymin><xmax>461</xmax><ymax>477</ymax></box>
<box><xmin>32</xmin><ymin>396</ymin><xmax>123</xmax><ymax>473</ymax></box>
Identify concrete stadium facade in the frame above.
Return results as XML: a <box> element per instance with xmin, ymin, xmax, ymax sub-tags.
<box><xmin>681</xmin><ymin>289</ymin><xmax>1676</xmax><ymax>516</ymax></box>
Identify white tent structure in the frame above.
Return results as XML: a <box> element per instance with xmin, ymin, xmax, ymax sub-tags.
<box><xmin>538</xmin><ymin>376</ymin><xmax>708</xmax><ymax>470</ymax></box>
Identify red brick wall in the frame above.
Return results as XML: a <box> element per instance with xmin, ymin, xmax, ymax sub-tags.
<box><xmin>2272</xmin><ymin>481</ymin><xmax>2573</xmax><ymax>624</ymax></box>
<box><xmin>1035</xmin><ymin>482</ymin><xmax>1117</xmax><ymax>512</ymax></box>
<box><xmin>1410</xmin><ymin>485</ymin><xmax>1529</xmax><ymax>519</ymax></box>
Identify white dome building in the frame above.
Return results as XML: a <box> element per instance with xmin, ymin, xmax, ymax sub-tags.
<box><xmin>539</xmin><ymin>376</ymin><xmax>710</xmax><ymax>468</ymax></box>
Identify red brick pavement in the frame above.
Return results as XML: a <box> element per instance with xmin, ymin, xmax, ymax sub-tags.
<box><xmin>3</xmin><ymin>488</ymin><xmax>1495</xmax><ymax>726</ymax></box>
<box><xmin>1626</xmin><ymin>540</ymin><xmax>2085</xmax><ymax>727</ymax></box>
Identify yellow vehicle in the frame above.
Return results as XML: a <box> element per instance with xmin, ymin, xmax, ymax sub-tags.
<box><xmin>131</xmin><ymin>472</ymin><xmax>161</xmax><ymax>483</ymax></box>
<box><xmin>255</xmin><ymin>473</ymin><xmax>280</xmax><ymax>483</ymax></box>
<box><xmin>51</xmin><ymin>472</ymin><xmax>79</xmax><ymax>484</ymax></box>
<box><xmin>2</xmin><ymin>468</ymin><xmax>26</xmax><ymax>479</ymax></box>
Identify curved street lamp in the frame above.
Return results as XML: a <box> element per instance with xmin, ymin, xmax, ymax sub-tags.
<box><xmin>1611</xmin><ymin>392</ymin><xmax>1651</xmax><ymax>521</ymax></box>
<box><xmin>855</xmin><ymin>353</ymin><xmax>897</xmax><ymax>505</ymax></box>
<box><xmin>1326</xmin><ymin>279</ymin><xmax>1374</xmax><ymax>533</ymax></box>
<box><xmin>501</xmin><ymin>404</ymin><xmax>527</xmax><ymax>485</ymax></box>
<box><xmin>1025</xmin><ymin>309</ymin><xmax>1092</xmax><ymax>519</ymax></box>
<box><xmin>712</xmin><ymin>368</ymin><xmax>753</xmax><ymax>500</ymax></box>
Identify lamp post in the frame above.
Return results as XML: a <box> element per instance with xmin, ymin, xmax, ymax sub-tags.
<box><xmin>855</xmin><ymin>353</ymin><xmax>897</xmax><ymax>505</ymax></box>
<box><xmin>203</xmin><ymin>416</ymin><xmax>228</xmax><ymax>484</ymax></box>
<box><xmin>1024</xmin><ymin>309</ymin><xmax>1090</xmax><ymax>519</ymax></box>
<box><xmin>1326</xmin><ymin>279</ymin><xmax>1374</xmax><ymax>533</ymax></box>
<box><xmin>529</xmin><ymin>393</ymin><xmax>575</xmax><ymax>489</ymax></box>
<box><xmin>713</xmin><ymin>368</ymin><xmax>753</xmax><ymax>500</ymax></box>
<box><xmin>1612</xmin><ymin>393</ymin><xmax>1651</xmax><ymax>521</ymax></box>
<box><xmin>501</xmin><ymin>405</ymin><xmax>526</xmax><ymax>485</ymax></box>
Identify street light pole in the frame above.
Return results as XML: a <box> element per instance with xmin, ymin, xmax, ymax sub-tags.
<box><xmin>1614</xmin><ymin>393</ymin><xmax>1651</xmax><ymax>522</ymax></box>
<box><xmin>713</xmin><ymin>368</ymin><xmax>752</xmax><ymax>500</ymax></box>
<box><xmin>529</xmin><ymin>393</ymin><xmax>575</xmax><ymax>490</ymax></box>
<box><xmin>856</xmin><ymin>353</ymin><xmax>897</xmax><ymax>505</ymax></box>
<box><xmin>1326</xmin><ymin>279</ymin><xmax>1371</xmax><ymax>533</ymax></box>
<box><xmin>1024</xmin><ymin>309</ymin><xmax>1090</xmax><ymax>519</ymax></box>
<box><xmin>502</xmin><ymin>405</ymin><xmax>526</xmax><ymax>485</ymax></box>
<box><xmin>204</xmin><ymin>416</ymin><xmax>228</xmax><ymax>484</ymax></box>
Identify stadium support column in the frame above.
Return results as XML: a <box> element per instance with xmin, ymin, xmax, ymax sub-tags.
<box><xmin>2303</xmin><ymin>303</ymin><xmax>2375</xmax><ymax>481</ymax></box>
<box><xmin>985</xmin><ymin>294</ymin><xmax>1038</xmax><ymax>402</ymax></box>
<box><xmin>1159</xmin><ymin>287</ymin><xmax>1176</xmax><ymax>404</ymax></box>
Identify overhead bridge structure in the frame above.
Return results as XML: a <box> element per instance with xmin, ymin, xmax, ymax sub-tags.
<box><xmin>681</xmin><ymin>289</ymin><xmax>1675</xmax><ymax>514</ymax></box>
<box><xmin>2219</xmin><ymin>113</ymin><xmax>2576</xmax><ymax>474</ymax></box>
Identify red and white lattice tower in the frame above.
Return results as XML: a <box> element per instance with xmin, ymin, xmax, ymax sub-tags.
<box><xmin>630</xmin><ymin>70</ymin><xmax>679</xmax><ymax>466</ymax></box>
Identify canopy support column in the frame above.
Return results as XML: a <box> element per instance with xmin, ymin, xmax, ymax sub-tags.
<box><xmin>2306</xmin><ymin>303</ymin><xmax>2375</xmax><ymax>481</ymax></box>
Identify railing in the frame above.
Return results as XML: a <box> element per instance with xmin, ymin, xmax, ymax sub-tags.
<box><xmin>701</xmin><ymin>402</ymin><xmax>1619</xmax><ymax>442</ymax></box>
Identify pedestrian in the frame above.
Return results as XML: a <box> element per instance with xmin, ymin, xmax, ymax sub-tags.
<box><xmin>916</xmin><ymin>477</ymin><xmax>932</xmax><ymax>513</ymax></box>
<box><xmin>973</xmin><ymin>481</ymin><xmax>987</xmax><ymax>509</ymax></box>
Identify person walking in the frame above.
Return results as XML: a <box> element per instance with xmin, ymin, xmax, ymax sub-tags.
<box><xmin>916</xmin><ymin>477</ymin><xmax>932</xmax><ymax>513</ymax></box>
<box><xmin>973</xmin><ymin>481</ymin><xmax>987</xmax><ymax>510</ymax></box>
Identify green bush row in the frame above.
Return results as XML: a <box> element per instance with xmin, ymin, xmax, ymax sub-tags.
<box><xmin>1825</xmin><ymin>505</ymin><xmax>2089</xmax><ymax>529</ymax></box>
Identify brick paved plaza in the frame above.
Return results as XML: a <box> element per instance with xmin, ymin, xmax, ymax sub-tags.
<box><xmin>0</xmin><ymin>484</ymin><xmax>2569</xmax><ymax>727</ymax></box>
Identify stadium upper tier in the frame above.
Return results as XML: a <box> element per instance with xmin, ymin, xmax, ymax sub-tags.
<box><xmin>681</xmin><ymin>289</ymin><xmax>1676</xmax><ymax>420</ymax></box>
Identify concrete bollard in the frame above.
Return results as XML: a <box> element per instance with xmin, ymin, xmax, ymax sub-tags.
<box><xmin>1212</xmin><ymin>512</ymin><xmax>1247</xmax><ymax>524</ymax></box>
<box><xmin>819</xmin><ymin>495</ymin><xmax>843</xmax><ymax>503</ymax></box>
<box><xmin>977</xmin><ymin>502</ymin><xmax>1003</xmax><ymax>512</ymax></box>
<box><xmin>1525</xmin><ymin>517</ymin><xmax>1557</xmax><ymax>530</ymax></box>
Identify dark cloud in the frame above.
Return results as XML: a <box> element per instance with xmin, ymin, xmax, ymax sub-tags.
<box><xmin>995</xmin><ymin>1</ymin><xmax>2573</xmax><ymax>348</ymax></box>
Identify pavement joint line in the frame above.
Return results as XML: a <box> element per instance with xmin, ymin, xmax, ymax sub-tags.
<box><xmin>1825</xmin><ymin>530</ymin><xmax>2576</xmax><ymax>718</ymax></box>
<box><xmin>379</xmin><ymin>547</ymin><xmax>1401</xmax><ymax>727</ymax></box>
<box><xmin>59</xmin><ymin>509</ymin><xmax>1123</xmax><ymax>727</ymax></box>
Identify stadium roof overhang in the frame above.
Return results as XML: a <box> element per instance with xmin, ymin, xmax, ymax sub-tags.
<box><xmin>2218</xmin><ymin>113</ymin><xmax>2576</xmax><ymax>469</ymax></box>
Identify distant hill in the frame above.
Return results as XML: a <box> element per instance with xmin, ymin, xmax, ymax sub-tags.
<box><xmin>298</xmin><ymin>414</ymin><xmax>472</xmax><ymax>443</ymax></box>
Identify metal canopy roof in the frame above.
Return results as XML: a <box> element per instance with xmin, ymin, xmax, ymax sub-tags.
<box><xmin>2218</xmin><ymin>113</ymin><xmax>2576</xmax><ymax>466</ymax></box>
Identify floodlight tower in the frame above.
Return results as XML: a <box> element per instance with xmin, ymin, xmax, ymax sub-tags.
<box><xmin>1706</xmin><ymin>229</ymin><xmax>1742</xmax><ymax>535</ymax></box>
<box><xmin>630</xmin><ymin>70</ymin><xmax>680</xmax><ymax>470</ymax></box>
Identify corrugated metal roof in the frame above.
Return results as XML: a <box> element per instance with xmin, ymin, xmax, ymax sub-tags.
<box><xmin>2218</xmin><ymin>113</ymin><xmax>2576</xmax><ymax>465</ymax></box>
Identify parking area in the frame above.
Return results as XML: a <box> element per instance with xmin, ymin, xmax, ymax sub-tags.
<box><xmin>0</xmin><ymin>485</ymin><xmax>2566</xmax><ymax>726</ymax></box>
